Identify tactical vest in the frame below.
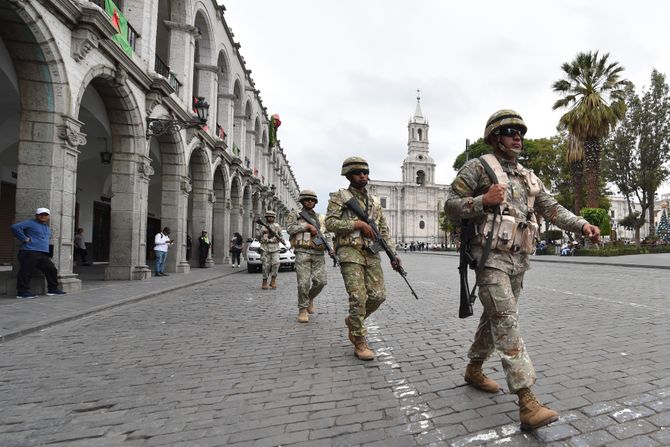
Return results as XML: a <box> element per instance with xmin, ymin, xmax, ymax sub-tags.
<box><xmin>290</xmin><ymin>212</ymin><xmax>326</xmax><ymax>252</ymax></box>
<box><xmin>333</xmin><ymin>188</ymin><xmax>378</xmax><ymax>249</ymax></box>
<box><xmin>474</xmin><ymin>154</ymin><xmax>541</xmax><ymax>254</ymax></box>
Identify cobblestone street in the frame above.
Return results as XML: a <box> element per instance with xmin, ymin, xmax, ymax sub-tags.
<box><xmin>1</xmin><ymin>254</ymin><xmax>669</xmax><ymax>446</ymax></box>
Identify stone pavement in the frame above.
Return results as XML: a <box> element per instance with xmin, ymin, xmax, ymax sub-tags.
<box><xmin>1</xmin><ymin>253</ymin><xmax>668</xmax><ymax>344</ymax></box>
<box><xmin>0</xmin><ymin>264</ymin><xmax>240</xmax><ymax>343</ymax></box>
<box><xmin>1</xmin><ymin>254</ymin><xmax>669</xmax><ymax>446</ymax></box>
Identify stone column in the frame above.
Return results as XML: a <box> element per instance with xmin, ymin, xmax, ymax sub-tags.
<box><xmin>105</xmin><ymin>148</ymin><xmax>152</xmax><ymax>281</ymax></box>
<box><xmin>53</xmin><ymin>116</ymin><xmax>86</xmax><ymax>291</ymax></box>
<box><xmin>165</xmin><ymin>21</ymin><xmax>198</xmax><ymax>102</ymax></box>
<box><xmin>212</xmin><ymin>195</ymin><xmax>229</xmax><ymax>264</ymax></box>
<box><xmin>190</xmin><ymin>179</ymin><xmax>212</xmax><ymax>268</ymax></box>
<box><xmin>194</xmin><ymin>63</ymin><xmax>219</xmax><ymax>133</ymax></box>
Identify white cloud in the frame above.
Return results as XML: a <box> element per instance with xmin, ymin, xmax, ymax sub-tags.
<box><xmin>224</xmin><ymin>0</ymin><xmax>670</xmax><ymax>210</ymax></box>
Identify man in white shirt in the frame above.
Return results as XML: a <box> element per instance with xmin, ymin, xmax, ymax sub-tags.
<box><xmin>154</xmin><ymin>227</ymin><xmax>173</xmax><ymax>276</ymax></box>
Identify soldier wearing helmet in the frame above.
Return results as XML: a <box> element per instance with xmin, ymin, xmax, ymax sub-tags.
<box><xmin>286</xmin><ymin>190</ymin><xmax>332</xmax><ymax>323</ymax></box>
<box><xmin>325</xmin><ymin>156</ymin><xmax>402</xmax><ymax>361</ymax></box>
<box><xmin>256</xmin><ymin>209</ymin><xmax>283</xmax><ymax>289</ymax></box>
<box><xmin>445</xmin><ymin>110</ymin><xmax>601</xmax><ymax>430</ymax></box>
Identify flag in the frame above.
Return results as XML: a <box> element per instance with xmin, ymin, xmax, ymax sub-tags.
<box><xmin>104</xmin><ymin>0</ymin><xmax>133</xmax><ymax>57</ymax></box>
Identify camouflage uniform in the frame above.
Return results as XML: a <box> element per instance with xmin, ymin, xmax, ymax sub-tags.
<box><xmin>287</xmin><ymin>208</ymin><xmax>327</xmax><ymax>309</ymax></box>
<box><xmin>325</xmin><ymin>187</ymin><xmax>394</xmax><ymax>337</ymax></box>
<box><xmin>446</xmin><ymin>153</ymin><xmax>589</xmax><ymax>392</ymax></box>
<box><xmin>257</xmin><ymin>221</ymin><xmax>282</xmax><ymax>280</ymax></box>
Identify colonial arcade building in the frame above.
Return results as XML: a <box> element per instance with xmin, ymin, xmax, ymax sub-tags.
<box><xmin>0</xmin><ymin>0</ymin><xmax>300</xmax><ymax>295</ymax></box>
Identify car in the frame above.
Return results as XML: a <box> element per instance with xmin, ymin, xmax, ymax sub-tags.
<box><xmin>246</xmin><ymin>230</ymin><xmax>295</xmax><ymax>273</ymax></box>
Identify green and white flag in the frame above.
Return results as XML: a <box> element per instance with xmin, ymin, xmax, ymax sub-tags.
<box><xmin>104</xmin><ymin>0</ymin><xmax>133</xmax><ymax>57</ymax></box>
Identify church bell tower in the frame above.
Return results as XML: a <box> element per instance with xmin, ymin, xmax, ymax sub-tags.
<box><xmin>402</xmin><ymin>90</ymin><xmax>436</xmax><ymax>185</ymax></box>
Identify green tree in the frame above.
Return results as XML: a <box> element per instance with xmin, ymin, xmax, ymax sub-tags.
<box><xmin>636</xmin><ymin>69</ymin><xmax>670</xmax><ymax>232</ymax></box>
<box><xmin>552</xmin><ymin>51</ymin><xmax>628</xmax><ymax>210</ymax></box>
<box><xmin>604</xmin><ymin>70</ymin><xmax>670</xmax><ymax>244</ymax></box>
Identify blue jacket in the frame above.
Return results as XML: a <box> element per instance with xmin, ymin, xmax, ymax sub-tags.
<box><xmin>11</xmin><ymin>218</ymin><xmax>51</xmax><ymax>253</ymax></box>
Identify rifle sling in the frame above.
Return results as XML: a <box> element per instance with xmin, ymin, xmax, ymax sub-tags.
<box><xmin>473</xmin><ymin>156</ymin><xmax>501</xmax><ymax>281</ymax></box>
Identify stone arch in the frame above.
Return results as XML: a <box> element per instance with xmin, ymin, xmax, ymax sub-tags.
<box><xmin>229</xmin><ymin>173</ymin><xmax>243</xmax><ymax>240</ymax></box>
<box><xmin>192</xmin><ymin>7</ymin><xmax>214</xmax><ymax>99</ymax></box>
<box><xmin>73</xmin><ymin>64</ymin><xmax>150</xmax><ymax>281</ymax></box>
<box><xmin>146</xmin><ymin>103</ymin><xmax>190</xmax><ymax>273</ymax></box>
<box><xmin>243</xmin><ymin>99</ymin><xmax>253</xmax><ymax>167</ymax></box>
<box><xmin>231</xmin><ymin>79</ymin><xmax>243</xmax><ymax>157</ymax></box>
<box><xmin>253</xmin><ymin>115</ymin><xmax>262</xmax><ymax>177</ymax></box>
<box><xmin>242</xmin><ymin>183</ymin><xmax>253</xmax><ymax>239</ymax></box>
<box><xmin>186</xmin><ymin>141</ymin><xmax>212</xmax><ymax>267</ymax></box>
<box><xmin>0</xmin><ymin>2</ymin><xmax>78</xmax><ymax>291</ymax></box>
<box><xmin>215</xmin><ymin>48</ymin><xmax>232</xmax><ymax>141</ymax></box>
<box><xmin>211</xmin><ymin>163</ymin><xmax>229</xmax><ymax>264</ymax></box>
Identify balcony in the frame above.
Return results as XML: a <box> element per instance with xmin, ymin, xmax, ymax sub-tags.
<box><xmin>89</xmin><ymin>0</ymin><xmax>138</xmax><ymax>54</ymax></box>
<box><xmin>154</xmin><ymin>54</ymin><xmax>182</xmax><ymax>95</ymax></box>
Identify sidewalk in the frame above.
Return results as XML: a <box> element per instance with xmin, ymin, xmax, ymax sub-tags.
<box><xmin>1</xmin><ymin>252</ymin><xmax>668</xmax><ymax>344</ymax></box>
<box><xmin>0</xmin><ymin>264</ymin><xmax>243</xmax><ymax>343</ymax></box>
<box><xmin>416</xmin><ymin>249</ymin><xmax>670</xmax><ymax>269</ymax></box>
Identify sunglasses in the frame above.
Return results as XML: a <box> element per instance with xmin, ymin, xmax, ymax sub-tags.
<box><xmin>497</xmin><ymin>127</ymin><xmax>526</xmax><ymax>138</ymax></box>
<box><xmin>302</xmin><ymin>198</ymin><xmax>317</xmax><ymax>202</ymax></box>
<box><xmin>349</xmin><ymin>169</ymin><xmax>369</xmax><ymax>175</ymax></box>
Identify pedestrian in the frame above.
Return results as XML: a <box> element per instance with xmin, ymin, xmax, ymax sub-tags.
<box><xmin>445</xmin><ymin>109</ymin><xmax>601</xmax><ymax>430</ymax></box>
<box><xmin>185</xmin><ymin>234</ymin><xmax>192</xmax><ymax>261</ymax></box>
<box><xmin>198</xmin><ymin>230</ymin><xmax>210</xmax><ymax>268</ymax></box>
<box><xmin>229</xmin><ymin>232</ymin><xmax>243</xmax><ymax>268</ymax></box>
<box><xmin>257</xmin><ymin>210</ymin><xmax>282</xmax><ymax>289</ymax></box>
<box><xmin>73</xmin><ymin>227</ymin><xmax>92</xmax><ymax>266</ymax></box>
<box><xmin>287</xmin><ymin>189</ymin><xmax>332</xmax><ymax>323</ymax></box>
<box><xmin>154</xmin><ymin>227</ymin><xmax>173</xmax><ymax>276</ymax></box>
<box><xmin>10</xmin><ymin>207</ymin><xmax>66</xmax><ymax>299</ymax></box>
<box><xmin>325</xmin><ymin>156</ymin><xmax>402</xmax><ymax>361</ymax></box>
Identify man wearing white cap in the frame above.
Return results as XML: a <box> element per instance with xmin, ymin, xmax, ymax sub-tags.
<box><xmin>10</xmin><ymin>208</ymin><xmax>66</xmax><ymax>299</ymax></box>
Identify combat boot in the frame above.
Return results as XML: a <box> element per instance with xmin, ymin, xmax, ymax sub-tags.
<box><xmin>307</xmin><ymin>298</ymin><xmax>316</xmax><ymax>314</ymax></box>
<box><xmin>464</xmin><ymin>361</ymin><xmax>501</xmax><ymax>393</ymax></box>
<box><xmin>298</xmin><ymin>309</ymin><xmax>309</xmax><ymax>323</ymax></box>
<box><xmin>353</xmin><ymin>336</ymin><xmax>374</xmax><ymax>361</ymax></box>
<box><xmin>270</xmin><ymin>276</ymin><xmax>277</xmax><ymax>289</ymax></box>
<box><xmin>344</xmin><ymin>316</ymin><xmax>355</xmax><ymax>344</ymax></box>
<box><xmin>262</xmin><ymin>279</ymin><xmax>269</xmax><ymax>290</ymax></box>
<box><xmin>517</xmin><ymin>388</ymin><xmax>559</xmax><ymax>430</ymax></box>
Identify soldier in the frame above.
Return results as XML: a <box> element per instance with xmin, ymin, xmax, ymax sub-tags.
<box><xmin>286</xmin><ymin>190</ymin><xmax>332</xmax><ymax>323</ymax></box>
<box><xmin>446</xmin><ymin>109</ymin><xmax>601</xmax><ymax>430</ymax></box>
<box><xmin>257</xmin><ymin>210</ymin><xmax>283</xmax><ymax>290</ymax></box>
<box><xmin>326</xmin><ymin>156</ymin><xmax>402</xmax><ymax>361</ymax></box>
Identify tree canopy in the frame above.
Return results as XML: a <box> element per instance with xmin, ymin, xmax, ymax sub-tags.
<box><xmin>552</xmin><ymin>51</ymin><xmax>628</xmax><ymax>209</ymax></box>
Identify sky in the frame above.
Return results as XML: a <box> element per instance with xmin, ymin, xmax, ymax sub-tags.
<box><xmin>223</xmin><ymin>1</ymin><xmax>670</xmax><ymax>213</ymax></box>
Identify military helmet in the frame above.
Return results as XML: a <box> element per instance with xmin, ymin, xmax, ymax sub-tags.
<box><xmin>298</xmin><ymin>189</ymin><xmax>318</xmax><ymax>204</ymax></box>
<box><xmin>265</xmin><ymin>210</ymin><xmax>276</xmax><ymax>218</ymax></box>
<box><xmin>484</xmin><ymin>109</ymin><xmax>527</xmax><ymax>143</ymax></box>
<box><xmin>341</xmin><ymin>156</ymin><xmax>369</xmax><ymax>176</ymax></box>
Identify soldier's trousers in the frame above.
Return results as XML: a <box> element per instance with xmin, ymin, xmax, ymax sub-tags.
<box><xmin>261</xmin><ymin>251</ymin><xmax>280</xmax><ymax>279</ymax></box>
<box><xmin>295</xmin><ymin>251</ymin><xmax>327</xmax><ymax>309</ymax></box>
<box><xmin>468</xmin><ymin>267</ymin><xmax>536</xmax><ymax>393</ymax></box>
<box><xmin>340</xmin><ymin>258</ymin><xmax>386</xmax><ymax>337</ymax></box>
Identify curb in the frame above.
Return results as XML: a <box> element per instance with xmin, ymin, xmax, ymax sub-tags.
<box><xmin>0</xmin><ymin>269</ymin><xmax>243</xmax><ymax>344</ymax></box>
<box><xmin>404</xmin><ymin>250</ymin><xmax>670</xmax><ymax>270</ymax></box>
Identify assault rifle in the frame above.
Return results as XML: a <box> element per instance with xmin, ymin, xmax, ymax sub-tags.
<box><xmin>343</xmin><ymin>197</ymin><xmax>419</xmax><ymax>300</ymax></box>
<box><xmin>458</xmin><ymin>155</ymin><xmax>501</xmax><ymax>318</ymax></box>
<box><xmin>458</xmin><ymin>220</ymin><xmax>477</xmax><ymax>318</ymax></box>
<box><xmin>255</xmin><ymin>219</ymin><xmax>289</xmax><ymax>251</ymax></box>
<box><xmin>298</xmin><ymin>210</ymin><xmax>339</xmax><ymax>266</ymax></box>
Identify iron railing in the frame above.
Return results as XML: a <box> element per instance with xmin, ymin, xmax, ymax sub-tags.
<box><xmin>154</xmin><ymin>54</ymin><xmax>182</xmax><ymax>95</ymax></box>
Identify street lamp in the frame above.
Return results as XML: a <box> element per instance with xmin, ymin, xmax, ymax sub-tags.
<box><xmin>146</xmin><ymin>96</ymin><xmax>210</xmax><ymax>138</ymax></box>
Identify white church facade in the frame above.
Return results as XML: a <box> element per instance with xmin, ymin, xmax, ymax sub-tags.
<box><xmin>368</xmin><ymin>97</ymin><xmax>449</xmax><ymax>246</ymax></box>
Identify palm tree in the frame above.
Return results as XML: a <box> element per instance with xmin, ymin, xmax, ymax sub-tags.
<box><xmin>552</xmin><ymin>51</ymin><xmax>628</xmax><ymax>210</ymax></box>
